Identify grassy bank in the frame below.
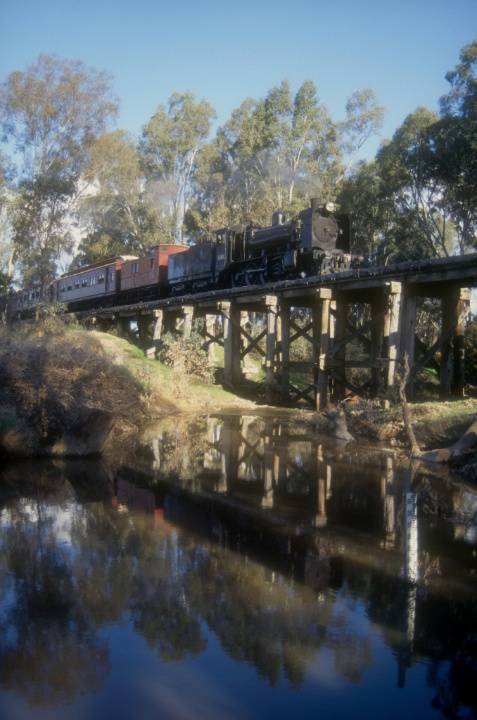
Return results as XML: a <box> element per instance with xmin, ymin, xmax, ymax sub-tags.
<box><xmin>90</xmin><ymin>330</ymin><xmax>256</xmax><ymax>414</ymax></box>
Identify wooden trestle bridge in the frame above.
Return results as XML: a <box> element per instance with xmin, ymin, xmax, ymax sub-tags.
<box><xmin>79</xmin><ymin>253</ymin><xmax>477</xmax><ymax>408</ymax></box>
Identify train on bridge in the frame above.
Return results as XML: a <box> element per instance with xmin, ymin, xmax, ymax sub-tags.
<box><xmin>4</xmin><ymin>200</ymin><xmax>353</xmax><ymax>318</ymax></box>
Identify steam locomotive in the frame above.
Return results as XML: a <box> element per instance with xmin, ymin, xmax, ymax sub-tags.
<box><xmin>5</xmin><ymin>199</ymin><xmax>353</xmax><ymax>317</ymax></box>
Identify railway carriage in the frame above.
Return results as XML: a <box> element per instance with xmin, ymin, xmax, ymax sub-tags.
<box><xmin>121</xmin><ymin>244</ymin><xmax>188</xmax><ymax>299</ymax></box>
<box><xmin>8</xmin><ymin>287</ymin><xmax>45</xmax><ymax>316</ymax></box>
<box><xmin>54</xmin><ymin>258</ymin><xmax>125</xmax><ymax>310</ymax></box>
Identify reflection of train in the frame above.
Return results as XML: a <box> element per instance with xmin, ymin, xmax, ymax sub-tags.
<box><xmin>5</xmin><ymin>200</ymin><xmax>352</xmax><ymax>317</ymax></box>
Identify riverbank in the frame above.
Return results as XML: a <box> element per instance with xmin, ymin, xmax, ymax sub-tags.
<box><xmin>0</xmin><ymin>323</ymin><xmax>475</xmax><ymax>470</ymax></box>
<box><xmin>0</xmin><ymin>322</ymin><xmax>257</xmax><ymax>458</ymax></box>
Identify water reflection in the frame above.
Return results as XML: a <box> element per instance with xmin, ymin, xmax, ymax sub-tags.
<box><xmin>0</xmin><ymin>415</ymin><xmax>475</xmax><ymax>719</ymax></box>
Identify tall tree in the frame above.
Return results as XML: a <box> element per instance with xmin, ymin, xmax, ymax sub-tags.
<box><xmin>262</xmin><ymin>80</ymin><xmax>341</xmax><ymax>210</ymax></box>
<box><xmin>0</xmin><ymin>54</ymin><xmax>118</xmax><ymax>287</ymax></box>
<box><xmin>140</xmin><ymin>93</ymin><xmax>215</xmax><ymax>243</ymax></box>
<box><xmin>75</xmin><ymin>130</ymin><xmax>161</xmax><ymax>266</ymax></box>
<box><xmin>339</xmin><ymin>88</ymin><xmax>384</xmax><ymax>171</ymax></box>
<box><xmin>191</xmin><ymin>81</ymin><xmax>383</xmax><ymax>235</ymax></box>
<box><xmin>215</xmin><ymin>81</ymin><xmax>342</xmax><ymax>222</ymax></box>
<box><xmin>428</xmin><ymin>39</ymin><xmax>477</xmax><ymax>252</ymax></box>
<box><xmin>376</xmin><ymin>107</ymin><xmax>453</xmax><ymax>258</ymax></box>
<box><xmin>0</xmin><ymin>153</ymin><xmax>14</xmax><ymax>285</ymax></box>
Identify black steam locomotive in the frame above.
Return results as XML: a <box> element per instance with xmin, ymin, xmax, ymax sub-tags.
<box><xmin>167</xmin><ymin>198</ymin><xmax>352</xmax><ymax>294</ymax></box>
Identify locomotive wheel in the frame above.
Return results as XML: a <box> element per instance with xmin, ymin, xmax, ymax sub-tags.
<box><xmin>232</xmin><ymin>270</ymin><xmax>245</xmax><ymax>287</ymax></box>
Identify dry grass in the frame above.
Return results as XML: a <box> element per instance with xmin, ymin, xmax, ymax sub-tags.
<box><xmin>0</xmin><ymin>322</ymin><xmax>148</xmax><ymax>449</ymax></box>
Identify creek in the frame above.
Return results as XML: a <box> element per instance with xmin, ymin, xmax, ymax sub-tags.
<box><xmin>0</xmin><ymin>412</ymin><xmax>475</xmax><ymax>719</ymax></box>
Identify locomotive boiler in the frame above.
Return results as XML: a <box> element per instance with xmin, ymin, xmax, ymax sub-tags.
<box><xmin>168</xmin><ymin>198</ymin><xmax>351</xmax><ymax>292</ymax></box>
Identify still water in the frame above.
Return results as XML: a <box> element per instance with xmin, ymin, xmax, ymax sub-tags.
<box><xmin>0</xmin><ymin>413</ymin><xmax>476</xmax><ymax>720</ymax></box>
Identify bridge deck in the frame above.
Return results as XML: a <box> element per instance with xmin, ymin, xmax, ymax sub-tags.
<box><xmin>76</xmin><ymin>253</ymin><xmax>477</xmax><ymax>319</ymax></box>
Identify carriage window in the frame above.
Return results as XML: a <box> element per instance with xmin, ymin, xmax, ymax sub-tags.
<box><xmin>67</xmin><ymin>285</ymin><xmax>72</xmax><ymax>291</ymax></box>
<box><xmin>82</xmin><ymin>279</ymin><xmax>88</xmax><ymax>287</ymax></box>
<box><xmin>98</xmin><ymin>274</ymin><xmax>105</xmax><ymax>284</ymax></box>
<box><xmin>150</xmin><ymin>258</ymin><xmax>154</xmax><ymax>269</ymax></box>
<box><xmin>75</xmin><ymin>280</ymin><xmax>80</xmax><ymax>288</ymax></box>
<box><xmin>133</xmin><ymin>262</ymin><xmax>139</xmax><ymax>273</ymax></box>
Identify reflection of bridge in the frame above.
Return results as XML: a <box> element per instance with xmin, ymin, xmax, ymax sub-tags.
<box><xmin>122</xmin><ymin>413</ymin><xmax>477</xmax><ymax>691</ymax></box>
<box><xmin>82</xmin><ymin>253</ymin><xmax>477</xmax><ymax>407</ymax></box>
<box><xmin>148</xmin><ymin>416</ymin><xmax>420</xmax><ymax>561</ymax></box>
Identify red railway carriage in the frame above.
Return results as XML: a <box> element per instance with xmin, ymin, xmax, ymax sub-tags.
<box><xmin>120</xmin><ymin>244</ymin><xmax>188</xmax><ymax>292</ymax></box>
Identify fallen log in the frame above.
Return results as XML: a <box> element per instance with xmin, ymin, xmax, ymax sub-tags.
<box><xmin>418</xmin><ymin>419</ymin><xmax>477</xmax><ymax>464</ymax></box>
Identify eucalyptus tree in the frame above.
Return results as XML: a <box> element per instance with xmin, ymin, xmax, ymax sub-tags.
<box><xmin>261</xmin><ymin>80</ymin><xmax>342</xmax><ymax>211</ymax></box>
<box><xmin>214</xmin><ymin>81</ymin><xmax>342</xmax><ymax>222</ymax></box>
<box><xmin>0</xmin><ymin>54</ymin><xmax>118</xmax><ymax>287</ymax></box>
<box><xmin>75</xmin><ymin>130</ymin><xmax>161</xmax><ymax>266</ymax></box>
<box><xmin>428</xmin><ymin>39</ymin><xmax>477</xmax><ymax>252</ymax></box>
<box><xmin>140</xmin><ymin>93</ymin><xmax>216</xmax><ymax>244</ymax></box>
<box><xmin>191</xmin><ymin>80</ymin><xmax>383</xmax><ymax>235</ymax></box>
<box><xmin>0</xmin><ymin>153</ymin><xmax>14</xmax><ymax>288</ymax></box>
<box><xmin>341</xmin><ymin>41</ymin><xmax>477</xmax><ymax>262</ymax></box>
<box><xmin>339</xmin><ymin>88</ymin><xmax>384</xmax><ymax>172</ymax></box>
<box><xmin>376</xmin><ymin>107</ymin><xmax>454</xmax><ymax>258</ymax></box>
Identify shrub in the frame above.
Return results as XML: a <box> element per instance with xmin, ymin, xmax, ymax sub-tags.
<box><xmin>157</xmin><ymin>332</ymin><xmax>214</xmax><ymax>383</ymax></box>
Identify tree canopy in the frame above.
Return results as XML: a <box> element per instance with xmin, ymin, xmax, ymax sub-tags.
<box><xmin>0</xmin><ymin>54</ymin><xmax>118</xmax><ymax>286</ymax></box>
<box><xmin>0</xmin><ymin>40</ymin><xmax>475</xmax><ymax>286</ymax></box>
<box><xmin>339</xmin><ymin>40</ymin><xmax>477</xmax><ymax>262</ymax></box>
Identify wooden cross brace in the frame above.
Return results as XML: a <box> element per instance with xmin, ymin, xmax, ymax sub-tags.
<box><xmin>240</xmin><ymin>327</ymin><xmax>267</xmax><ymax>358</ymax></box>
<box><xmin>238</xmin><ymin>434</ymin><xmax>263</xmax><ymax>466</ymax></box>
<box><xmin>289</xmin><ymin>319</ymin><xmax>315</xmax><ymax>347</ymax></box>
<box><xmin>202</xmin><ymin>329</ymin><xmax>224</xmax><ymax>349</ymax></box>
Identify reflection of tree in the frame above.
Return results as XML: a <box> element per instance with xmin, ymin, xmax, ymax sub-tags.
<box><xmin>0</xmin><ymin>622</ymin><xmax>108</xmax><ymax>707</ymax></box>
<box><xmin>0</xmin><ymin>487</ymin><xmax>110</xmax><ymax>705</ymax></box>
<box><xmin>69</xmin><ymin>503</ymin><xmax>135</xmax><ymax>627</ymax></box>
<box><xmin>130</xmin><ymin>535</ymin><xmax>206</xmax><ymax>661</ymax></box>
<box><xmin>177</xmin><ymin>542</ymin><xmax>373</xmax><ymax>688</ymax></box>
<box><xmin>429</xmin><ymin>651</ymin><xmax>477</xmax><ymax>720</ymax></box>
<box><xmin>0</xmin><ymin>453</ymin><xmax>475</xmax><ymax>715</ymax></box>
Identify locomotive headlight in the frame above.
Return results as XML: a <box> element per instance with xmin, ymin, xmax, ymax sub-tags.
<box><xmin>325</xmin><ymin>202</ymin><xmax>337</xmax><ymax>213</ymax></box>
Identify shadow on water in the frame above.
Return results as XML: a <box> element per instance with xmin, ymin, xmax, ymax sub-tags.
<box><xmin>0</xmin><ymin>415</ymin><xmax>476</xmax><ymax>719</ymax></box>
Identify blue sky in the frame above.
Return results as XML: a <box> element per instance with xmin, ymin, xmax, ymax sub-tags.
<box><xmin>1</xmin><ymin>0</ymin><xmax>476</xmax><ymax>159</ymax></box>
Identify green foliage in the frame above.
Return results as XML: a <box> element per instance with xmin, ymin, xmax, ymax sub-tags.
<box><xmin>157</xmin><ymin>332</ymin><xmax>214</xmax><ymax>383</ymax></box>
<box><xmin>0</xmin><ymin>54</ymin><xmax>118</xmax><ymax>286</ymax></box>
<box><xmin>3</xmin><ymin>41</ymin><xmax>475</xmax><ymax>286</ymax></box>
<box><xmin>188</xmin><ymin>80</ymin><xmax>382</xmax><ymax>239</ymax></box>
<box><xmin>74</xmin><ymin>130</ymin><xmax>163</xmax><ymax>266</ymax></box>
<box><xmin>339</xmin><ymin>40</ymin><xmax>477</xmax><ymax>262</ymax></box>
<box><xmin>0</xmin><ymin>270</ymin><xmax>10</xmax><ymax>294</ymax></box>
<box><xmin>140</xmin><ymin>93</ymin><xmax>216</xmax><ymax>244</ymax></box>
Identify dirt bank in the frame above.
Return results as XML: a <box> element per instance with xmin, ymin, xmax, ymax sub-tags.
<box><xmin>0</xmin><ymin>323</ymin><xmax>256</xmax><ymax>458</ymax></box>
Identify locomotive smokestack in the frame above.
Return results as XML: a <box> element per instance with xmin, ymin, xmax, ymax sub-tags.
<box><xmin>310</xmin><ymin>197</ymin><xmax>320</xmax><ymax>211</ymax></box>
<box><xmin>271</xmin><ymin>210</ymin><xmax>284</xmax><ymax>226</ymax></box>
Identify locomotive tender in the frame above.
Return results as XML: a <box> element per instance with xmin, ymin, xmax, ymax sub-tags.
<box><xmin>4</xmin><ymin>200</ymin><xmax>352</xmax><ymax>318</ymax></box>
